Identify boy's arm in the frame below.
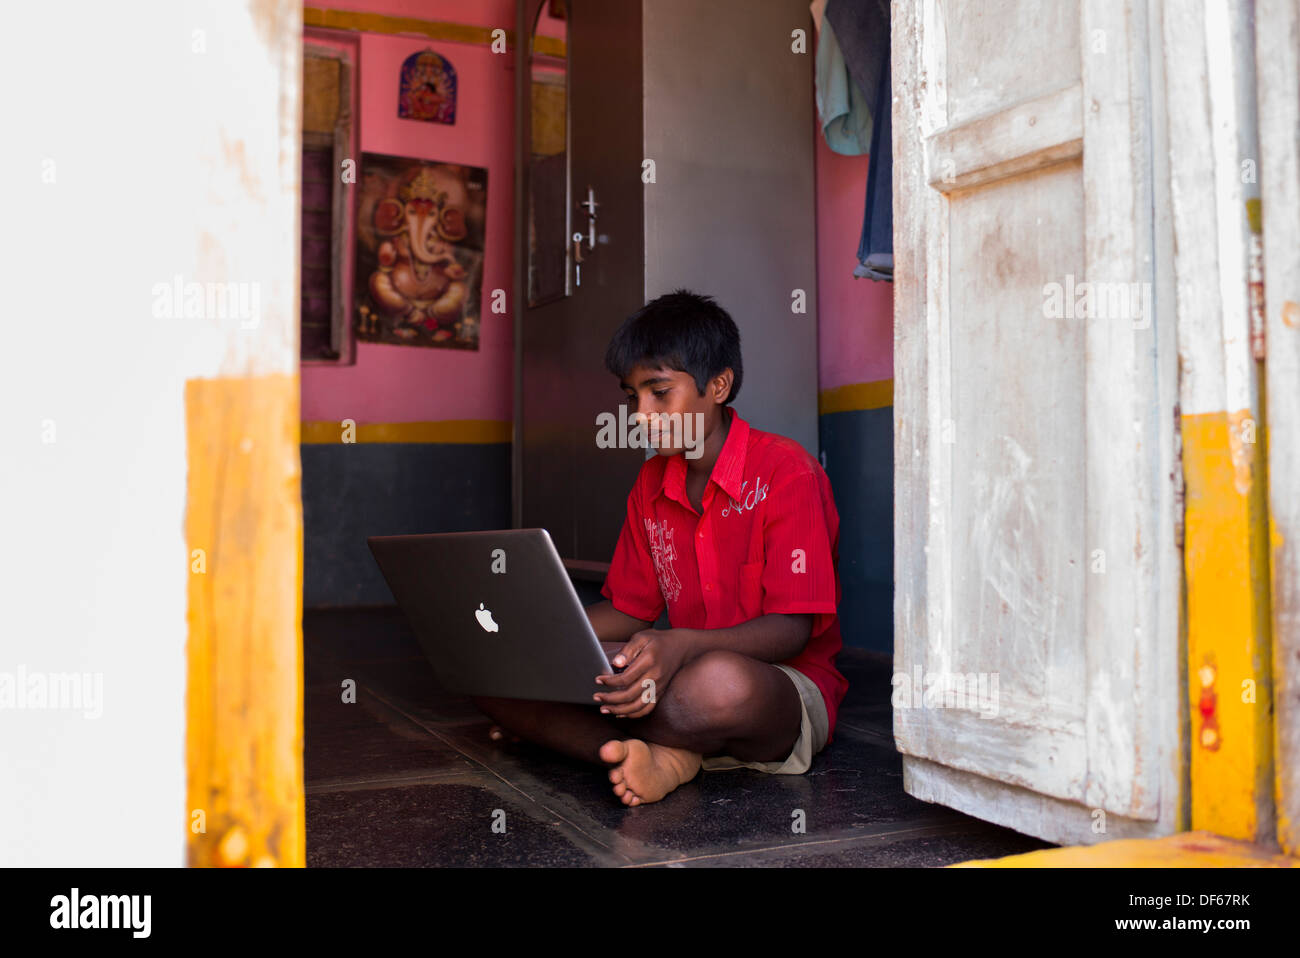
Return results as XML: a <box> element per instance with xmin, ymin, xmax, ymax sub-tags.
<box><xmin>674</xmin><ymin>612</ymin><xmax>813</xmax><ymax>665</ymax></box>
<box><xmin>585</xmin><ymin>599</ymin><xmax>655</xmax><ymax>643</ymax></box>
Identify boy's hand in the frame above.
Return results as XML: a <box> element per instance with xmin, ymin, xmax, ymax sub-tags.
<box><xmin>594</xmin><ymin>628</ymin><xmax>694</xmax><ymax>719</ymax></box>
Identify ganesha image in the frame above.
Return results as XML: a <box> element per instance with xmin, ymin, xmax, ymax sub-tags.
<box><xmin>360</xmin><ymin>161</ymin><xmax>484</xmax><ymax>346</ymax></box>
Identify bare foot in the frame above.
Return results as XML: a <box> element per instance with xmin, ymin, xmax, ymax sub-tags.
<box><xmin>488</xmin><ymin>724</ymin><xmax>522</xmax><ymax>744</ymax></box>
<box><xmin>600</xmin><ymin>738</ymin><xmax>701</xmax><ymax>806</ymax></box>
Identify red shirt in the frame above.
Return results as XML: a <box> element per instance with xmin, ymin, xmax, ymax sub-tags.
<box><xmin>601</xmin><ymin>406</ymin><xmax>849</xmax><ymax>742</ymax></box>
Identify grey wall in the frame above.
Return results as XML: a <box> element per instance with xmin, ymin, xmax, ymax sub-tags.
<box><xmin>642</xmin><ymin>0</ymin><xmax>820</xmax><ymax>456</ymax></box>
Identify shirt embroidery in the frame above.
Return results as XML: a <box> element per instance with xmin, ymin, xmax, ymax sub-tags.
<box><xmin>644</xmin><ymin>517</ymin><xmax>683</xmax><ymax>603</ymax></box>
<box><xmin>720</xmin><ymin>475</ymin><xmax>769</xmax><ymax>517</ymax></box>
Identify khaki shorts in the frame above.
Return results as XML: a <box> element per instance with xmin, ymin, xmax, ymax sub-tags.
<box><xmin>700</xmin><ymin>664</ymin><xmax>830</xmax><ymax>775</ymax></box>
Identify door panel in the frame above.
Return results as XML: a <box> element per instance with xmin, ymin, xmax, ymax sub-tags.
<box><xmin>949</xmin><ymin>162</ymin><xmax>1087</xmax><ymax>721</ymax></box>
<box><xmin>943</xmin><ymin>2</ymin><xmax>1080</xmax><ymax>128</ymax></box>
<box><xmin>515</xmin><ymin>0</ymin><xmax>646</xmax><ymax>562</ymax></box>
<box><xmin>894</xmin><ymin>0</ymin><xmax>1184</xmax><ymax>840</ymax></box>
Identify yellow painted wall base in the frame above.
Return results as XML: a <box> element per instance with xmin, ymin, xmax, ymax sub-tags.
<box><xmin>951</xmin><ymin>831</ymin><xmax>1297</xmax><ymax>868</ymax></box>
<box><xmin>186</xmin><ymin>374</ymin><xmax>305</xmax><ymax>867</ymax></box>
<box><xmin>1180</xmin><ymin>410</ymin><xmax>1274</xmax><ymax>841</ymax></box>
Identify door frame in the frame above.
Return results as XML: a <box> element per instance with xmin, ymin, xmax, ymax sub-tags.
<box><xmin>1255</xmin><ymin>0</ymin><xmax>1300</xmax><ymax>857</ymax></box>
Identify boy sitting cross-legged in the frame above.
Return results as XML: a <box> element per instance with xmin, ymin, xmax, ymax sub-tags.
<box><xmin>473</xmin><ymin>289</ymin><xmax>848</xmax><ymax>805</ymax></box>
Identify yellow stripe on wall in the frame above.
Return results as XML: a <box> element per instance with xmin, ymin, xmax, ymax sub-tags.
<box><xmin>186</xmin><ymin>374</ymin><xmax>304</xmax><ymax>867</ymax></box>
<box><xmin>301</xmin><ymin>419</ymin><xmax>512</xmax><ymax>444</ymax></box>
<box><xmin>1182</xmin><ymin>409</ymin><xmax>1274</xmax><ymax>842</ymax></box>
<box><xmin>303</xmin><ymin>390</ymin><xmax>891</xmax><ymax>444</ymax></box>
<box><xmin>304</xmin><ymin>6</ymin><xmax>567</xmax><ymax>57</ymax></box>
<box><xmin>819</xmin><ymin>379</ymin><xmax>893</xmax><ymax>415</ymax></box>
<box><xmin>294</xmin><ymin>388</ymin><xmax>902</xmax><ymax>444</ymax></box>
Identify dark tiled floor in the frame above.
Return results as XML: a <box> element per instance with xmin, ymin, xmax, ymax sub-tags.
<box><xmin>304</xmin><ymin>607</ymin><xmax>1055</xmax><ymax>867</ymax></box>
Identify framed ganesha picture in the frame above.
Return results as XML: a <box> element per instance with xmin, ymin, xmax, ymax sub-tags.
<box><xmin>354</xmin><ymin>153</ymin><xmax>488</xmax><ymax>350</ymax></box>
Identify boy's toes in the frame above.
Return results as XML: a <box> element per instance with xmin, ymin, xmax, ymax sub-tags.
<box><xmin>488</xmin><ymin>725</ymin><xmax>521</xmax><ymax>744</ymax></box>
<box><xmin>599</xmin><ymin>739</ymin><xmax>629</xmax><ymax>765</ymax></box>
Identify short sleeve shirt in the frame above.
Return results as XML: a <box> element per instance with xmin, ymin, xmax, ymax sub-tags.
<box><xmin>600</xmin><ymin>406</ymin><xmax>850</xmax><ymax>741</ymax></box>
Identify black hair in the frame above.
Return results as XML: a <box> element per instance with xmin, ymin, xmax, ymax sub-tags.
<box><xmin>604</xmin><ymin>289</ymin><xmax>743</xmax><ymax>404</ymax></box>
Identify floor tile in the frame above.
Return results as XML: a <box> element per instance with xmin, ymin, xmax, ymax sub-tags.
<box><xmin>661</xmin><ymin>826</ymin><xmax>1055</xmax><ymax>867</ymax></box>
<box><xmin>304</xmin><ymin>679</ymin><xmax>476</xmax><ymax>785</ymax></box>
<box><xmin>307</xmin><ymin>784</ymin><xmax>603</xmax><ymax>867</ymax></box>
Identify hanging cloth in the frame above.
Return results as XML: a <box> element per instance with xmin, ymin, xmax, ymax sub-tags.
<box><xmin>854</xmin><ymin>48</ymin><xmax>893</xmax><ymax>280</ymax></box>
<box><xmin>825</xmin><ymin>0</ymin><xmax>893</xmax><ymax>280</ymax></box>
<box><xmin>814</xmin><ymin>12</ymin><xmax>873</xmax><ymax>155</ymax></box>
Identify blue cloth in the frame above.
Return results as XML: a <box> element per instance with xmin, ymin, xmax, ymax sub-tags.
<box><xmin>814</xmin><ymin>16</ymin><xmax>873</xmax><ymax>155</ymax></box>
<box><xmin>826</xmin><ymin>0</ymin><xmax>893</xmax><ymax>280</ymax></box>
<box><xmin>824</xmin><ymin>0</ymin><xmax>889</xmax><ymax>124</ymax></box>
<box><xmin>854</xmin><ymin>47</ymin><xmax>892</xmax><ymax>280</ymax></box>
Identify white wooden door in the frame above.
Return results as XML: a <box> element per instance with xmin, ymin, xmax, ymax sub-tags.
<box><xmin>892</xmin><ymin>0</ymin><xmax>1185</xmax><ymax>845</ymax></box>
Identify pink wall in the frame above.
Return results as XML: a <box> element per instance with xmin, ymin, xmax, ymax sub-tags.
<box><xmin>814</xmin><ymin>121</ymin><xmax>894</xmax><ymax>393</ymax></box>
<box><xmin>301</xmin><ymin>0</ymin><xmax>518</xmax><ymax>425</ymax></box>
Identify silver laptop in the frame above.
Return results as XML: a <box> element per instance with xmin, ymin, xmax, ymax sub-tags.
<box><xmin>367</xmin><ymin>529</ymin><xmax>621</xmax><ymax>704</ymax></box>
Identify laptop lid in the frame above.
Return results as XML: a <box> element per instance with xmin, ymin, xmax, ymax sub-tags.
<box><xmin>367</xmin><ymin>529</ymin><xmax>612</xmax><ymax>704</ymax></box>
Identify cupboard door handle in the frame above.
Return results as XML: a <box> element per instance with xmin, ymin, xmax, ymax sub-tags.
<box><xmin>572</xmin><ymin>232</ymin><xmax>584</xmax><ymax>287</ymax></box>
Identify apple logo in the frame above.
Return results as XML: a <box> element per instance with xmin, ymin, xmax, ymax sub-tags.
<box><xmin>475</xmin><ymin>602</ymin><xmax>499</xmax><ymax>633</ymax></box>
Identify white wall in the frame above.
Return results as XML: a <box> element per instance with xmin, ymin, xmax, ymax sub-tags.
<box><xmin>0</xmin><ymin>0</ymin><xmax>300</xmax><ymax>866</ymax></box>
